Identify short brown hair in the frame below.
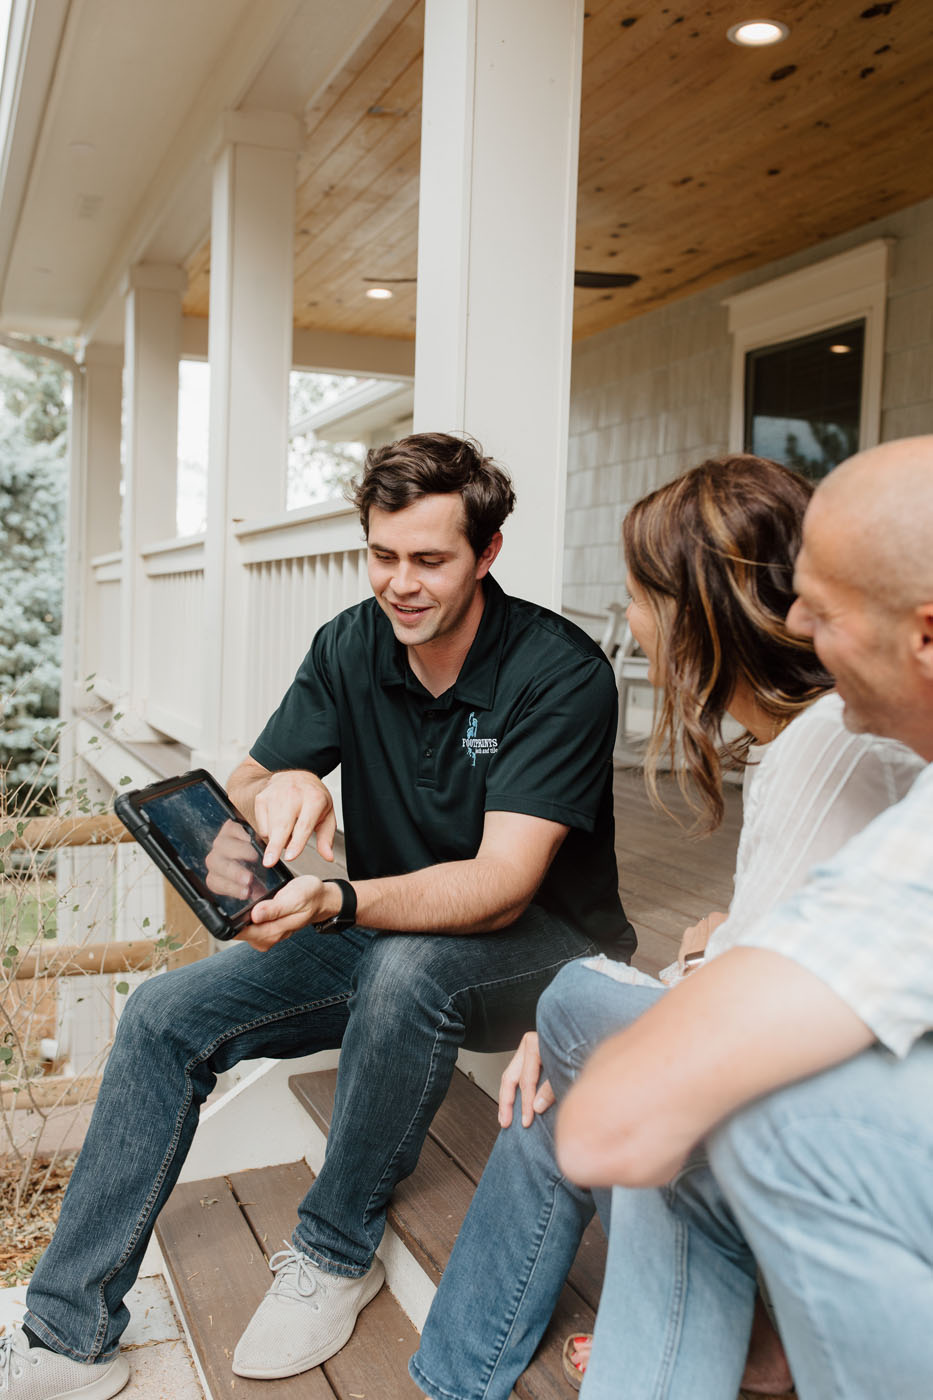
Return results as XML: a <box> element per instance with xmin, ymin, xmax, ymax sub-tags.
<box><xmin>623</xmin><ymin>455</ymin><xmax>833</xmax><ymax>832</ymax></box>
<box><xmin>349</xmin><ymin>433</ymin><xmax>515</xmax><ymax>556</ymax></box>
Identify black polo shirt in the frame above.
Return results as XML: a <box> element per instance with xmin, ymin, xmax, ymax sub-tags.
<box><xmin>250</xmin><ymin>575</ymin><xmax>635</xmax><ymax>959</ymax></box>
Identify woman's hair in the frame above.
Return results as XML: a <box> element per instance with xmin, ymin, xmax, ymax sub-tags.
<box><xmin>623</xmin><ymin>454</ymin><xmax>833</xmax><ymax>832</ymax></box>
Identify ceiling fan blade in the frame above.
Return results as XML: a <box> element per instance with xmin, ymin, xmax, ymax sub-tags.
<box><xmin>573</xmin><ymin>270</ymin><xmax>640</xmax><ymax>288</ymax></box>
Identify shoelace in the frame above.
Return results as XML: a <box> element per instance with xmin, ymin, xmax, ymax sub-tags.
<box><xmin>0</xmin><ymin>1333</ymin><xmax>38</xmax><ymax>1389</ymax></box>
<box><xmin>267</xmin><ymin>1243</ymin><xmax>323</xmax><ymax>1300</ymax></box>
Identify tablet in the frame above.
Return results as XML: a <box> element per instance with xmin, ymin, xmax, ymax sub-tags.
<box><xmin>114</xmin><ymin>768</ymin><xmax>293</xmax><ymax>941</ymax></box>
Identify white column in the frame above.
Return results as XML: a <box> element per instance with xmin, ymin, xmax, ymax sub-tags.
<box><xmin>195</xmin><ymin>111</ymin><xmax>301</xmax><ymax>777</ymax></box>
<box><xmin>413</xmin><ymin>0</ymin><xmax>584</xmax><ymax>608</ymax></box>
<box><xmin>77</xmin><ymin>342</ymin><xmax>123</xmax><ymax>701</ymax></box>
<box><xmin>57</xmin><ymin>350</ymin><xmax>122</xmax><ymax>1077</ymax></box>
<box><xmin>120</xmin><ymin>264</ymin><xmax>186</xmax><ymax>738</ymax></box>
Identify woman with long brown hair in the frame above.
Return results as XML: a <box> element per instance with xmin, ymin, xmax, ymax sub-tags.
<box><xmin>626</xmin><ymin>453</ymin><xmax>830</xmax><ymax>834</ymax></box>
<box><xmin>409</xmin><ymin>454</ymin><xmax>921</xmax><ymax>1400</ymax></box>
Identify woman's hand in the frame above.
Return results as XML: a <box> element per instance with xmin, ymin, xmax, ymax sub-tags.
<box><xmin>677</xmin><ymin>911</ymin><xmax>729</xmax><ymax>970</ymax></box>
<box><xmin>498</xmin><ymin>1031</ymin><xmax>555</xmax><ymax>1128</ymax></box>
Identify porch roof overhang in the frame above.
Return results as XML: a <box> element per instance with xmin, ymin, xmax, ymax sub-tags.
<box><xmin>1</xmin><ymin>0</ymin><xmax>932</xmax><ymax>352</ymax></box>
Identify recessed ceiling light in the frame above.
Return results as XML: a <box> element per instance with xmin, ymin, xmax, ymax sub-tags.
<box><xmin>727</xmin><ymin>19</ymin><xmax>790</xmax><ymax>46</ymax></box>
<box><xmin>365</xmin><ymin>287</ymin><xmax>393</xmax><ymax>300</ymax></box>
<box><xmin>829</xmin><ymin>343</ymin><xmax>853</xmax><ymax>354</ymax></box>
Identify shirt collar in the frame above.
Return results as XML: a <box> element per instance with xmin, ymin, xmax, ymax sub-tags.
<box><xmin>374</xmin><ymin>574</ymin><xmax>508</xmax><ymax>709</ymax></box>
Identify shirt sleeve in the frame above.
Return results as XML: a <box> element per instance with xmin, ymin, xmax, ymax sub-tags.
<box><xmin>730</xmin><ymin>769</ymin><xmax>933</xmax><ymax>1057</ymax></box>
<box><xmin>249</xmin><ymin>626</ymin><xmax>342</xmax><ymax>777</ymax></box>
<box><xmin>483</xmin><ymin>649</ymin><xmax>618</xmax><ymax>831</ymax></box>
<box><xmin>708</xmin><ymin>695</ymin><xmax>923</xmax><ymax>955</ymax></box>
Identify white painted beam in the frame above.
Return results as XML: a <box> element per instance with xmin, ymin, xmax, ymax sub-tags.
<box><xmin>120</xmin><ymin>264</ymin><xmax>186</xmax><ymax>739</ymax></box>
<box><xmin>414</xmin><ymin>0</ymin><xmax>584</xmax><ymax>609</ymax></box>
<box><xmin>0</xmin><ymin>0</ymin><xmax>70</xmax><ymax>312</ymax></box>
<box><xmin>195</xmin><ymin>112</ymin><xmax>301</xmax><ymax>775</ymax></box>
<box><xmin>180</xmin><ymin>314</ymin><xmax>415</xmax><ymax>380</ymax></box>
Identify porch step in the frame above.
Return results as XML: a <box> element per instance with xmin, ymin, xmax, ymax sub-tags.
<box><xmin>156</xmin><ymin>1160</ymin><xmax>421</xmax><ymax>1400</ymax></box>
<box><xmin>155</xmin><ymin>1066</ymin><xmax>604</xmax><ymax>1400</ymax></box>
<box><xmin>289</xmin><ymin>1067</ymin><xmax>606</xmax><ymax>1400</ymax></box>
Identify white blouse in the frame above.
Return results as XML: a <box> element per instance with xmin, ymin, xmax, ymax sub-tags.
<box><xmin>586</xmin><ymin>692</ymin><xmax>922</xmax><ymax>993</ymax></box>
<box><xmin>705</xmin><ymin>691</ymin><xmax>923</xmax><ymax>960</ymax></box>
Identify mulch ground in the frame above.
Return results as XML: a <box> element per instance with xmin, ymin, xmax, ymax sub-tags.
<box><xmin>0</xmin><ymin>1155</ymin><xmax>75</xmax><ymax>1285</ymax></box>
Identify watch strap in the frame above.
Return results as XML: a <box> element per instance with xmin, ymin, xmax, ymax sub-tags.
<box><xmin>314</xmin><ymin>878</ymin><xmax>357</xmax><ymax>931</ymax></box>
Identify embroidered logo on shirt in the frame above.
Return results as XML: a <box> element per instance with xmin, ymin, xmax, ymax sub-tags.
<box><xmin>462</xmin><ymin>711</ymin><xmax>499</xmax><ymax>767</ymax></box>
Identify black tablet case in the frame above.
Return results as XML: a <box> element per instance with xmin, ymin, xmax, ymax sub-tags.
<box><xmin>114</xmin><ymin>768</ymin><xmax>293</xmax><ymax>941</ymax></box>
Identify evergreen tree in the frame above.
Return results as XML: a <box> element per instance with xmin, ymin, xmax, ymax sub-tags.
<box><xmin>0</xmin><ymin>349</ymin><xmax>68</xmax><ymax>801</ymax></box>
<box><xmin>287</xmin><ymin>372</ymin><xmax>367</xmax><ymax>508</ymax></box>
<box><xmin>0</xmin><ymin>350</ymin><xmax>69</xmax><ymax>444</ymax></box>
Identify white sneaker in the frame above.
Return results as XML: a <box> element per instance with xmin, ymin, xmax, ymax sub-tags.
<box><xmin>232</xmin><ymin>1244</ymin><xmax>386</xmax><ymax>1378</ymax></box>
<box><xmin>0</xmin><ymin>1330</ymin><xmax>129</xmax><ymax>1399</ymax></box>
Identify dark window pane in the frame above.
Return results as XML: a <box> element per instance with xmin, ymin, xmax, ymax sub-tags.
<box><xmin>744</xmin><ymin>321</ymin><xmax>864</xmax><ymax>480</ymax></box>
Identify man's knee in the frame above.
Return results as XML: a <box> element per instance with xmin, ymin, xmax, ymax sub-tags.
<box><xmin>711</xmin><ymin>1047</ymin><xmax>933</xmax><ymax>1215</ymax></box>
<box><xmin>537</xmin><ymin>958</ymin><xmax>661</xmax><ymax>1067</ymax></box>
<box><xmin>351</xmin><ymin>935</ymin><xmax>452</xmax><ymax>1027</ymax></box>
<box><xmin>709</xmin><ymin>1061</ymin><xmax>873</xmax><ymax>1221</ymax></box>
<box><xmin>111</xmin><ymin>963</ymin><xmax>202</xmax><ymax>1053</ymax></box>
<box><xmin>536</xmin><ymin>960</ymin><xmax>591</xmax><ymax>1056</ymax></box>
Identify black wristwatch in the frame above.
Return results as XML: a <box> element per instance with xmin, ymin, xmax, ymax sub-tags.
<box><xmin>313</xmin><ymin>879</ymin><xmax>357</xmax><ymax>933</ymax></box>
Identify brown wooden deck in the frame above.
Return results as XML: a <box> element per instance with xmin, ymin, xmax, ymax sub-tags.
<box><xmin>613</xmin><ymin>764</ymin><xmax>742</xmax><ymax>978</ymax></box>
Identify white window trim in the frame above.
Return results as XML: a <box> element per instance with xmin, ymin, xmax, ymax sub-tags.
<box><xmin>723</xmin><ymin>238</ymin><xmax>893</xmax><ymax>456</ymax></box>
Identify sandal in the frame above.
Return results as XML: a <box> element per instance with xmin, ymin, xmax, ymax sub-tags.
<box><xmin>561</xmin><ymin>1333</ymin><xmax>592</xmax><ymax>1391</ymax></box>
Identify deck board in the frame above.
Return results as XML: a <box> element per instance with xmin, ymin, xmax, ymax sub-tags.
<box><xmin>156</xmin><ymin>1174</ymin><xmax>337</xmax><ymax>1399</ymax></box>
<box><xmin>228</xmin><ymin>1163</ymin><xmax>422</xmax><ymax>1400</ymax></box>
<box><xmin>157</xmin><ymin>1162</ymin><xmax>421</xmax><ymax>1399</ymax></box>
<box><xmin>614</xmin><ymin>766</ymin><xmax>740</xmax><ymax>974</ymax></box>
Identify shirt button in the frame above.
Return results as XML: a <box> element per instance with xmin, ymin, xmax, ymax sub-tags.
<box><xmin>425</xmin><ymin>710</ymin><xmax>436</xmax><ymax>720</ymax></box>
<box><xmin>424</xmin><ymin>747</ymin><xmax>434</xmax><ymax>758</ymax></box>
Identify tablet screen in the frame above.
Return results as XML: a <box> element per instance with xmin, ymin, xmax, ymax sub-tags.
<box><xmin>141</xmin><ymin>778</ymin><xmax>288</xmax><ymax>923</ymax></box>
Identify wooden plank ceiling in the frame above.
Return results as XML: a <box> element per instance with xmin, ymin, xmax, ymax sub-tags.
<box><xmin>183</xmin><ymin>0</ymin><xmax>933</xmax><ymax>343</ymax></box>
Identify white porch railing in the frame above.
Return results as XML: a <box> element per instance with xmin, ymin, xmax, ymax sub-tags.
<box><xmin>89</xmin><ymin>551</ymin><xmax>123</xmax><ymax>701</ymax></box>
<box><xmin>141</xmin><ymin>535</ymin><xmax>206</xmax><ymax>748</ymax></box>
<box><xmin>88</xmin><ymin>502</ymin><xmax>369</xmax><ymax>754</ymax></box>
<box><xmin>236</xmin><ymin>501</ymin><xmax>369</xmax><ymax>742</ymax></box>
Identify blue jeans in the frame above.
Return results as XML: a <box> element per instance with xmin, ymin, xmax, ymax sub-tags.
<box><xmin>581</xmin><ymin>1165</ymin><xmax>757</xmax><ymax>1398</ymax></box>
<box><xmin>411</xmin><ymin>960</ymin><xmax>662</xmax><ymax>1400</ymax></box>
<box><xmin>582</xmin><ymin>1044</ymin><xmax>933</xmax><ymax>1400</ymax></box>
<box><xmin>708</xmin><ymin>1037</ymin><xmax>933</xmax><ymax>1400</ymax></box>
<box><xmin>25</xmin><ymin>906</ymin><xmax>594</xmax><ymax>1362</ymax></box>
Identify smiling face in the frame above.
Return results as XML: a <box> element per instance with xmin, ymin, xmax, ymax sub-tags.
<box><xmin>785</xmin><ymin>437</ymin><xmax>933</xmax><ymax>760</ymax></box>
<box><xmin>788</xmin><ymin>494</ymin><xmax>912</xmax><ymax>740</ymax></box>
<box><xmin>366</xmin><ymin>494</ymin><xmax>500</xmax><ymax>657</ymax></box>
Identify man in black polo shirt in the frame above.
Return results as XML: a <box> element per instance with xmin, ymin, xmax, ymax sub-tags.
<box><xmin>18</xmin><ymin>433</ymin><xmax>631</xmax><ymax>1400</ymax></box>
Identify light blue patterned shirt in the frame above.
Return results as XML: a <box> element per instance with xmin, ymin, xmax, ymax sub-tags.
<box><xmin>735</xmin><ymin>760</ymin><xmax>932</xmax><ymax>1057</ymax></box>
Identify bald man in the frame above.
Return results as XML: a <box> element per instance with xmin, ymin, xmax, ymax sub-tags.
<box><xmin>557</xmin><ymin>436</ymin><xmax>933</xmax><ymax>1400</ymax></box>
